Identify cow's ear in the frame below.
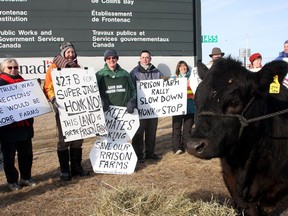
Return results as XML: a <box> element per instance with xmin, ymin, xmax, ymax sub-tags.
<box><xmin>197</xmin><ymin>60</ymin><xmax>209</xmax><ymax>80</ymax></box>
<box><xmin>256</xmin><ymin>60</ymin><xmax>288</xmax><ymax>90</ymax></box>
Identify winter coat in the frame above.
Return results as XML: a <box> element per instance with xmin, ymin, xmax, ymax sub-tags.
<box><xmin>171</xmin><ymin>71</ymin><xmax>197</xmax><ymax>114</ymax></box>
<box><xmin>96</xmin><ymin>63</ymin><xmax>136</xmax><ymax>106</ymax></box>
<box><xmin>275</xmin><ymin>51</ymin><xmax>288</xmax><ymax>60</ymax></box>
<box><xmin>130</xmin><ymin>62</ymin><xmax>164</xmax><ymax>86</ymax></box>
<box><xmin>0</xmin><ymin>73</ymin><xmax>34</xmax><ymax>142</ymax></box>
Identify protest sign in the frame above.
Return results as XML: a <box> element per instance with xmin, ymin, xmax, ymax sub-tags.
<box><xmin>0</xmin><ymin>79</ymin><xmax>51</xmax><ymax>127</ymax></box>
<box><xmin>51</xmin><ymin>67</ymin><xmax>107</xmax><ymax>142</ymax></box>
<box><xmin>104</xmin><ymin>106</ymin><xmax>139</xmax><ymax>142</ymax></box>
<box><xmin>189</xmin><ymin>67</ymin><xmax>201</xmax><ymax>94</ymax></box>
<box><xmin>136</xmin><ymin>78</ymin><xmax>187</xmax><ymax>119</ymax></box>
<box><xmin>90</xmin><ymin>106</ymin><xmax>139</xmax><ymax>174</ymax></box>
<box><xmin>90</xmin><ymin>138</ymin><xmax>138</xmax><ymax>174</ymax></box>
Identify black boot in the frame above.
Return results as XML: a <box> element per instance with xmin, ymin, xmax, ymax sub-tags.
<box><xmin>57</xmin><ymin>150</ymin><xmax>71</xmax><ymax>181</ymax></box>
<box><xmin>70</xmin><ymin>148</ymin><xmax>89</xmax><ymax>177</ymax></box>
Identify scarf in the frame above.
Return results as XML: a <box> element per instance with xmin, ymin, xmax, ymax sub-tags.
<box><xmin>0</xmin><ymin>73</ymin><xmax>24</xmax><ymax>83</ymax></box>
<box><xmin>53</xmin><ymin>55</ymin><xmax>80</xmax><ymax>68</ymax></box>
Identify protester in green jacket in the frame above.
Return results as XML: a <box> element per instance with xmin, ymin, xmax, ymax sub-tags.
<box><xmin>96</xmin><ymin>49</ymin><xmax>136</xmax><ymax>113</ymax></box>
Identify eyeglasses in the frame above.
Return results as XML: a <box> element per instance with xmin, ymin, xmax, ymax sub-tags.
<box><xmin>7</xmin><ymin>66</ymin><xmax>19</xmax><ymax>70</ymax></box>
<box><xmin>106</xmin><ymin>57</ymin><xmax>117</xmax><ymax>60</ymax></box>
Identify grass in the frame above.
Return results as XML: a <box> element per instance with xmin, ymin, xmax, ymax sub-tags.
<box><xmin>0</xmin><ymin>112</ymin><xmax>239</xmax><ymax>215</ymax></box>
<box><xmin>93</xmin><ymin>185</ymin><xmax>237</xmax><ymax>216</ymax></box>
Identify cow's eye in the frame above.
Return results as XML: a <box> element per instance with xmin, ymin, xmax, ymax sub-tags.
<box><xmin>230</xmin><ymin>100</ymin><xmax>239</xmax><ymax>107</ymax></box>
<box><xmin>227</xmin><ymin>100</ymin><xmax>241</xmax><ymax>113</ymax></box>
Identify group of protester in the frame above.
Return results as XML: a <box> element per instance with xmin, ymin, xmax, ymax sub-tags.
<box><xmin>0</xmin><ymin>42</ymin><xmax>197</xmax><ymax>191</ymax></box>
<box><xmin>1</xmin><ymin>39</ymin><xmax>287</xmax><ymax>192</ymax></box>
<box><xmin>207</xmin><ymin>40</ymin><xmax>288</xmax><ymax>72</ymax></box>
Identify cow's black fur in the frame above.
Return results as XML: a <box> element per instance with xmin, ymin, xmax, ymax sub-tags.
<box><xmin>187</xmin><ymin>57</ymin><xmax>288</xmax><ymax>215</ymax></box>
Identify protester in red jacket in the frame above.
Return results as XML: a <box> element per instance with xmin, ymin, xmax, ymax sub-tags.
<box><xmin>0</xmin><ymin>58</ymin><xmax>35</xmax><ymax>191</ymax></box>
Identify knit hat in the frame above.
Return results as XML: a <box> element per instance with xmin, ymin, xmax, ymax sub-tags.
<box><xmin>209</xmin><ymin>47</ymin><xmax>225</xmax><ymax>58</ymax></box>
<box><xmin>104</xmin><ymin>49</ymin><xmax>118</xmax><ymax>61</ymax></box>
<box><xmin>249</xmin><ymin>53</ymin><xmax>262</xmax><ymax>63</ymax></box>
<box><xmin>60</xmin><ymin>41</ymin><xmax>76</xmax><ymax>57</ymax></box>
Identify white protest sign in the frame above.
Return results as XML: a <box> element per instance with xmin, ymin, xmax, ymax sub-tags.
<box><xmin>104</xmin><ymin>106</ymin><xmax>140</xmax><ymax>142</ymax></box>
<box><xmin>90</xmin><ymin>138</ymin><xmax>138</xmax><ymax>174</ymax></box>
<box><xmin>189</xmin><ymin>67</ymin><xmax>201</xmax><ymax>94</ymax></box>
<box><xmin>136</xmin><ymin>78</ymin><xmax>187</xmax><ymax>119</ymax></box>
<box><xmin>0</xmin><ymin>79</ymin><xmax>52</xmax><ymax>127</ymax></box>
<box><xmin>90</xmin><ymin>105</ymin><xmax>139</xmax><ymax>174</ymax></box>
<box><xmin>51</xmin><ymin>67</ymin><xmax>107</xmax><ymax>142</ymax></box>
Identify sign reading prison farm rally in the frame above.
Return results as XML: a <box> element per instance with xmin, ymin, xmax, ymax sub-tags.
<box><xmin>0</xmin><ymin>79</ymin><xmax>52</xmax><ymax>127</ymax></box>
<box><xmin>51</xmin><ymin>68</ymin><xmax>107</xmax><ymax>142</ymax></box>
<box><xmin>90</xmin><ymin>106</ymin><xmax>139</xmax><ymax>174</ymax></box>
<box><xmin>136</xmin><ymin>78</ymin><xmax>187</xmax><ymax>119</ymax></box>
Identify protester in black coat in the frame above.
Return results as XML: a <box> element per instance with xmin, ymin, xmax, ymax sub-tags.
<box><xmin>0</xmin><ymin>58</ymin><xmax>36</xmax><ymax>191</ymax></box>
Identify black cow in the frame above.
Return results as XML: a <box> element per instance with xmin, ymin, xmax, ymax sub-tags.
<box><xmin>187</xmin><ymin>57</ymin><xmax>288</xmax><ymax>216</ymax></box>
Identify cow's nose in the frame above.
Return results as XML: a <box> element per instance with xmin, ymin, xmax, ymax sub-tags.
<box><xmin>194</xmin><ymin>139</ymin><xmax>207</xmax><ymax>153</ymax></box>
<box><xmin>187</xmin><ymin>138</ymin><xmax>208</xmax><ymax>155</ymax></box>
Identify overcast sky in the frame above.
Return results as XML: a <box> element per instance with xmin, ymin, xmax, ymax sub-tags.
<box><xmin>201</xmin><ymin>0</ymin><xmax>288</xmax><ymax>65</ymax></box>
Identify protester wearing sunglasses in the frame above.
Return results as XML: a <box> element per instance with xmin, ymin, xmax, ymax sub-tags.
<box><xmin>0</xmin><ymin>58</ymin><xmax>36</xmax><ymax>191</ymax></box>
<box><xmin>96</xmin><ymin>49</ymin><xmax>137</xmax><ymax>113</ymax></box>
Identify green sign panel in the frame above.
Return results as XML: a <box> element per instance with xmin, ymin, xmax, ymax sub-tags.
<box><xmin>202</xmin><ymin>35</ymin><xmax>218</xmax><ymax>43</ymax></box>
<box><xmin>0</xmin><ymin>0</ymin><xmax>201</xmax><ymax>57</ymax></box>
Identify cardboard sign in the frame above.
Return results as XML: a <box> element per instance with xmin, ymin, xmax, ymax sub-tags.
<box><xmin>90</xmin><ymin>105</ymin><xmax>139</xmax><ymax>175</ymax></box>
<box><xmin>51</xmin><ymin>67</ymin><xmax>107</xmax><ymax>142</ymax></box>
<box><xmin>90</xmin><ymin>138</ymin><xmax>138</xmax><ymax>174</ymax></box>
<box><xmin>189</xmin><ymin>67</ymin><xmax>201</xmax><ymax>94</ymax></box>
<box><xmin>0</xmin><ymin>79</ymin><xmax>51</xmax><ymax>127</ymax></box>
<box><xmin>136</xmin><ymin>78</ymin><xmax>187</xmax><ymax>119</ymax></box>
<box><xmin>104</xmin><ymin>106</ymin><xmax>140</xmax><ymax>142</ymax></box>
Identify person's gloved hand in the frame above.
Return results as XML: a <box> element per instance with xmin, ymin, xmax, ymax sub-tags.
<box><xmin>101</xmin><ymin>97</ymin><xmax>110</xmax><ymax>112</ymax></box>
<box><xmin>127</xmin><ymin>98</ymin><xmax>137</xmax><ymax>114</ymax></box>
<box><xmin>162</xmin><ymin>76</ymin><xmax>170</xmax><ymax>81</ymax></box>
<box><xmin>51</xmin><ymin>96</ymin><xmax>59</xmax><ymax>114</ymax></box>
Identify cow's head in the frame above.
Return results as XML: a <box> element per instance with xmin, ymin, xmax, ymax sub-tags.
<box><xmin>187</xmin><ymin>57</ymin><xmax>288</xmax><ymax>159</ymax></box>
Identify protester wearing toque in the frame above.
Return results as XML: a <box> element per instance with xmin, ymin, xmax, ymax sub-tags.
<box><xmin>43</xmin><ymin>41</ymin><xmax>89</xmax><ymax>181</ymax></box>
<box><xmin>206</xmin><ymin>47</ymin><xmax>225</xmax><ymax>69</ymax></box>
<box><xmin>275</xmin><ymin>40</ymin><xmax>288</xmax><ymax>62</ymax></box>
<box><xmin>96</xmin><ymin>49</ymin><xmax>136</xmax><ymax>114</ymax></box>
<box><xmin>248</xmin><ymin>53</ymin><xmax>262</xmax><ymax>72</ymax></box>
